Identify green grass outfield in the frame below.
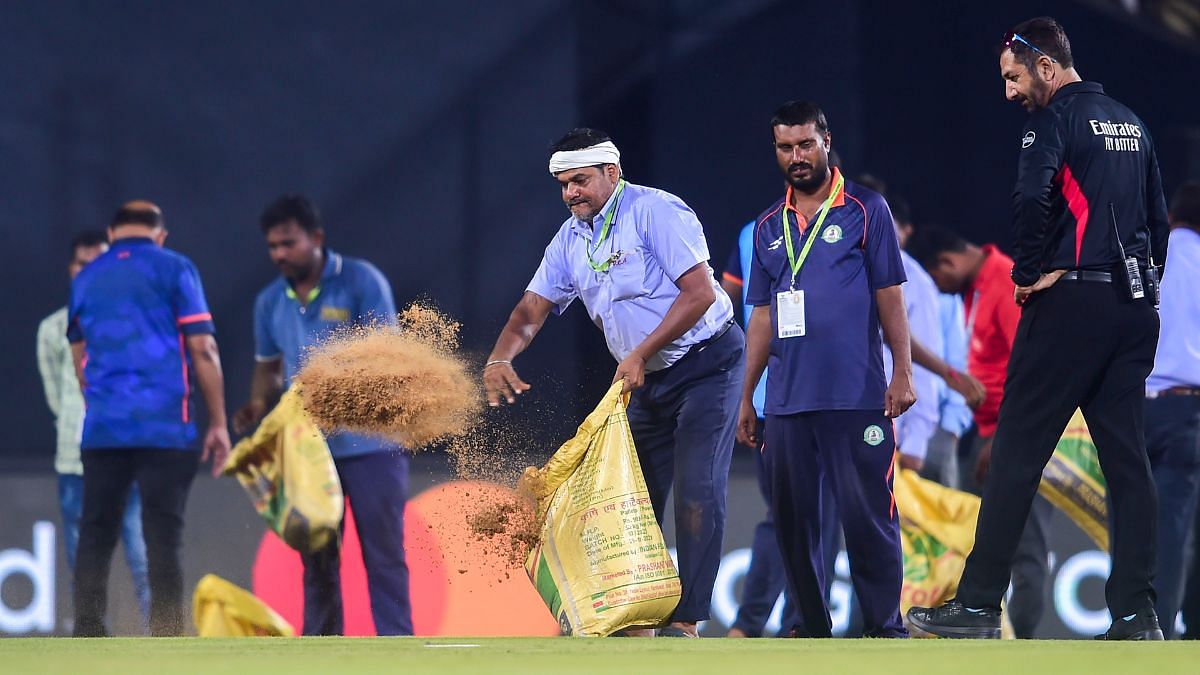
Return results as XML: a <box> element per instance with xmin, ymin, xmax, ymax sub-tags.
<box><xmin>6</xmin><ymin>637</ymin><xmax>1199</xmax><ymax>675</ymax></box>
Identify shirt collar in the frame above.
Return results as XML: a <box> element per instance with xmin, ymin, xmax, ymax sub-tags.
<box><xmin>284</xmin><ymin>248</ymin><xmax>341</xmax><ymax>303</ymax></box>
<box><xmin>972</xmin><ymin>244</ymin><xmax>1011</xmax><ymax>294</ymax></box>
<box><xmin>110</xmin><ymin>236</ymin><xmax>156</xmax><ymax>247</ymax></box>
<box><xmin>1053</xmin><ymin>81</ymin><xmax>1103</xmax><ymax>102</ymax></box>
<box><xmin>321</xmin><ymin>248</ymin><xmax>343</xmax><ymax>280</ymax></box>
<box><xmin>570</xmin><ymin>182</ymin><xmax>625</xmax><ymax>238</ymax></box>
<box><xmin>783</xmin><ymin>167</ymin><xmax>846</xmax><ymax>224</ymax></box>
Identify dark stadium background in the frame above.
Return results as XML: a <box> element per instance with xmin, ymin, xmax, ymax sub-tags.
<box><xmin>1</xmin><ymin>0</ymin><xmax>1197</xmax><ymax>638</ymax></box>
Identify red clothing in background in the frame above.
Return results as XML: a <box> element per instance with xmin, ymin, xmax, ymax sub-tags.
<box><xmin>963</xmin><ymin>245</ymin><xmax>1021</xmax><ymax>437</ymax></box>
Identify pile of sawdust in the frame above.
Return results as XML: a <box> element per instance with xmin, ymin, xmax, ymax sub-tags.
<box><xmin>294</xmin><ymin>303</ymin><xmax>481</xmax><ymax>449</ymax></box>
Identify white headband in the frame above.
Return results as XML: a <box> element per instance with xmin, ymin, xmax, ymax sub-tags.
<box><xmin>548</xmin><ymin>141</ymin><xmax>621</xmax><ymax>175</ymax></box>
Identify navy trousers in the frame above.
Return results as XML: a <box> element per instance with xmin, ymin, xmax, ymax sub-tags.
<box><xmin>627</xmin><ymin>324</ymin><xmax>745</xmax><ymax>623</ymax></box>
<box><xmin>301</xmin><ymin>449</ymin><xmax>412</xmax><ymax>636</ymax></box>
<box><xmin>764</xmin><ymin>410</ymin><xmax>906</xmax><ymax>638</ymax></box>
<box><xmin>731</xmin><ymin>419</ymin><xmax>798</xmax><ymax>636</ymax></box>
<box><xmin>1146</xmin><ymin>394</ymin><xmax>1200</xmax><ymax>638</ymax></box>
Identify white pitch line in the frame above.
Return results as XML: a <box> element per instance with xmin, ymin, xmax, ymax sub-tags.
<box><xmin>423</xmin><ymin>643</ymin><xmax>481</xmax><ymax>648</ymax></box>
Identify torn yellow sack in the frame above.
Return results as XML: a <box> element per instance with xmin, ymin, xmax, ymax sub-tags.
<box><xmin>193</xmin><ymin>574</ymin><xmax>295</xmax><ymax>637</ymax></box>
<box><xmin>222</xmin><ymin>389</ymin><xmax>343</xmax><ymax>553</ymax></box>
<box><xmin>894</xmin><ymin>467</ymin><xmax>980</xmax><ymax>615</ymax></box>
<box><xmin>1040</xmin><ymin>410</ymin><xmax>1108</xmax><ymax>549</ymax></box>
<box><xmin>524</xmin><ymin>381</ymin><xmax>681</xmax><ymax>636</ymax></box>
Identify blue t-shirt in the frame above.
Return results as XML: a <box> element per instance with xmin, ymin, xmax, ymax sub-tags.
<box><xmin>723</xmin><ymin>221</ymin><xmax>767</xmax><ymax>417</ymax></box>
<box><xmin>746</xmin><ymin>170</ymin><xmax>907</xmax><ymax>415</ymax></box>
<box><xmin>253</xmin><ymin>250</ymin><xmax>401</xmax><ymax>458</ymax></box>
<box><xmin>68</xmin><ymin>237</ymin><xmax>216</xmax><ymax>450</ymax></box>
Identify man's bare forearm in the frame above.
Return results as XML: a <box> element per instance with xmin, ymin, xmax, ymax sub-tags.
<box><xmin>876</xmin><ymin>285</ymin><xmax>912</xmax><ymax>381</ymax></box>
<box><xmin>248</xmin><ymin>359</ymin><xmax>283</xmax><ymax>406</ymax></box>
<box><xmin>70</xmin><ymin>342</ymin><xmax>87</xmax><ymax>391</ymax></box>
<box><xmin>910</xmin><ymin>338</ymin><xmax>950</xmax><ymax>379</ymax></box>
<box><xmin>487</xmin><ymin>292</ymin><xmax>554</xmax><ymax>361</ymax></box>
<box><xmin>187</xmin><ymin>334</ymin><xmax>227</xmax><ymax>427</ymax></box>
<box><xmin>629</xmin><ymin>264</ymin><xmax>714</xmax><ymax>363</ymax></box>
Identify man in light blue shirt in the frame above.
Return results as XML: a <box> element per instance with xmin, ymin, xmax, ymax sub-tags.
<box><xmin>484</xmin><ymin>128</ymin><xmax>743</xmax><ymax>638</ymax></box>
<box><xmin>862</xmin><ymin>186</ymin><xmax>981</xmax><ymax>487</ymax></box>
<box><xmin>882</xmin><ymin>251</ymin><xmax>943</xmax><ymax>471</ymax></box>
<box><xmin>1145</xmin><ymin>180</ymin><xmax>1200</xmax><ymax>638</ymax></box>
<box><xmin>927</xmin><ymin>292</ymin><xmax>975</xmax><ymax>488</ymax></box>
<box><xmin>234</xmin><ymin>195</ymin><xmax>411</xmax><ymax>636</ymax></box>
<box><xmin>890</xmin><ymin>200</ymin><xmax>974</xmax><ymax>487</ymax></box>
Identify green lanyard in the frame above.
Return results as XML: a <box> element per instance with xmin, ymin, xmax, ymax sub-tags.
<box><xmin>285</xmin><ymin>285</ymin><xmax>321</xmax><ymax>304</ymax></box>
<box><xmin>782</xmin><ymin>173</ymin><xmax>845</xmax><ymax>289</ymax></box>
<box><xmin>586</xmin><ymin>180</ymin><xmax>627</xmax><ymax>273</ymax></box>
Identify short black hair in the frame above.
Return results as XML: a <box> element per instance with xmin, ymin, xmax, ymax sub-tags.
<box><xmin>906</xmin><ymin>224</ymin><xmax>972</xmax><ymax>270</ymax></box>
<box><xmin>1170</xmin><ymin>180</ymin><xmax>1200</xmax><ymax>228</ymax></box>
<box><xmin>1005</xmin><ymin>17</ymin><xmax>1074</xmax><ymax>71</ymax></box>
<box><xmin>260</xmin><ymin>194</ymin><xmax>323</xmax><ymax>235</ymax></box>
<box><xmin>770</xmin><ymin>101</ymin><xmax>830</xmax><ymax>137</ymax></box>
<box><xmin>888</xmin><ymin>195</ymin><xmax>912</xmax><ymax>227</ymax></box>
<box><xmin>111</xmin><ymin>206</ymin><xmax>163</xmax><ymax>229</ymax></box>
<box><xmin>550</xmin><ymin>128</ymin><xmax>612</xmax><ymax>153</ymax></box>
<box><xmin>69</xmin><ymin>230</ymin><xmax>108</xmax><ymax>258</ymax></box>
<box><xmin>856</xmin><ymin>174</ymin><xmax>888</xmax><ymax>195</ymax></box>
<box><xmin>854</xmin><ymin>174</ymin><xmax>910</xmax><ymax>224</ymax></box>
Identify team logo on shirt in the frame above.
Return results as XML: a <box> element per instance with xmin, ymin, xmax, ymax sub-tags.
<box><xmin>863</xmin><ymin>425</ymin><xmax>885</xmax><ymax>446</ymax></box>
<box><xmin>1021</xmin><ymin>131</ymin><xmax>1036</xmax><ymax>149</ymax></box>
<box><xmin>320</xmin><ymin>306</ymin><xmax>350</xmax><ymax>322</ymax></box>
<box><xmin>821</xmin><ymin>224</ymin><xmax>843</xmax><ymax>244</ymax></box>
<box><xmin>768</xmin><ymin>235</ymin><xmax>784</xmax><ymax>251</ymax></box>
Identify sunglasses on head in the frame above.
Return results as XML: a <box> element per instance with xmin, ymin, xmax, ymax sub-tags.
<box><xmin>1002</xmin><ymin>31</ymin><xmax>1058</xmax><ymax>63</ymax></box>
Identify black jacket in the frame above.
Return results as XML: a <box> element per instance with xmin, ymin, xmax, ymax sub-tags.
<box><xmin>1010</xmin><ymin>81</ymin><xmax>1169</xmax><ymax>286</ymax></box>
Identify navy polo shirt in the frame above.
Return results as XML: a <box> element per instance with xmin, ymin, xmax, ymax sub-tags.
<box><xmin>746</xmin><ymin>169</ymin><xmax>906</xmax><ymax>415</ymax></box>
<box><xmin>254</xmin><ymin>249</ymin><xmax>400</xmax><ymax>458</ymax></box>
<box><xmin>68</xmin><ymin>237</ymin><xmax>216</xmax><ymax>450</ymax></box>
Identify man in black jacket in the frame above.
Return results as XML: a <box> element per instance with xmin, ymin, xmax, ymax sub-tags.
<box><xmin>908</xmin><ymin>16</ymin><xmax>1169</xmax><ymax>641</ymax></box>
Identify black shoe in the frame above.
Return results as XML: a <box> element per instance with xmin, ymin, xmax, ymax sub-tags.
<box><xmin>1094</xmin><ymin>611</ymin><xmax>1164</xmax><ymax>641</ymax></box>
<box><xmin>906</xmin><ymin>600</ymin><xmax>1001</xmax><ymax>639</ymax></box>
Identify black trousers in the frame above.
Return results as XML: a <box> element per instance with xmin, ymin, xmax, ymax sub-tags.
<box><xmin>961</xmin><ymin>433</ymin><xmax>1053</xmax><ymax>637</ymax></box>
<box><xmin>957</xmin><ymin>279</ymin><xmax>1159</xmax><ymax>620</ymax></box>
<box><xmin>74</xmin><ymin>449</ymin><xmax>198</xmax><ymax>637</ymax></box>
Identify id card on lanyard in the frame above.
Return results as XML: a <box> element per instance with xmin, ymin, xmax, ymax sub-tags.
<box><xmin>776</xmin><ymin>174</ymin><xmax>844</xmax><ymax>339</ymax></box>
<box><xmin>777</xmin><ymin>289</ymin><xmax>806</xmax><ymax>338</ymax></box>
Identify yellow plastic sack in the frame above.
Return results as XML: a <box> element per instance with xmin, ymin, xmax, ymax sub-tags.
<box><xmin>894</xmin><ymin>467</ymin><xmax>980</xmax><ymax>615</ymax></box>
<box><xmin>895</xmin><ymin>467</ymin><xmax>1015</xmax><ymax>638</ymax></box>
<box><xmin>193</xmin><ymin>574</ymin><xmax>295</xmax><ymax>637</ymax></box>
<box><xmin>524</xmin><ymin>381</ymin><xmax>681</xmax><ymax>636</ymax></box>
<box><xmin>222</xmin><ymin>389</ymin><xmax>343</xmax><ymax>553</ymax></box>
<box><xmin>1040</xmin><ymin>410</ymin><xmax>1108</xmax><ymax>549</ymax></box>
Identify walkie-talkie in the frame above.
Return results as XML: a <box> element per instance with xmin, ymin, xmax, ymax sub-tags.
<box><xmin>1109</xmin><ymin>203</ymin><xmax>1145</xmax><ymax>300</ymax></box>
<box><xmin>1146</xmin><ymin>259</ymin><xmax>1161</xmax><ymax>308</ymax></box>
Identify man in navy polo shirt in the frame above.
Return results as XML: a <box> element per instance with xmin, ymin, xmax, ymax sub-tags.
<box><xmin>69</xmin><ymin>201</ymin><xmax>230</xmax><ymax>637</ymax></box>
<box><xmin>233</xmin><ymin>195</ymin><xmax>411</xmax><ymax>636</ymax></box>
<box><xmin>737</xmin><ymin>101</ymin><xmax>915</xmax><ymax>638</ymax></box>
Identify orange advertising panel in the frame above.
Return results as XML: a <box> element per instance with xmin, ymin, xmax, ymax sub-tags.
<box><xmin>251</xmin><ymin>481</ymin><xmax>559</xmax><ymax>636</ymax></box>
